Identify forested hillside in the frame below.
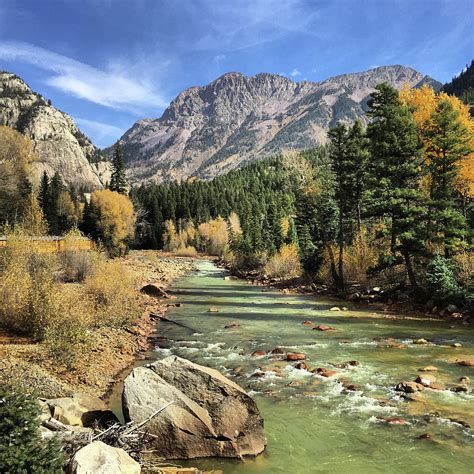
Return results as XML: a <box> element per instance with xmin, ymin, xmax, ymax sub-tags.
<box><xmin>442</xmin><ymin>60</ymin><xmax>474</xmax><ymax>112</ymax></box>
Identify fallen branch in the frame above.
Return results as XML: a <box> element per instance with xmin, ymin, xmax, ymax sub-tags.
<box><xmin>123</xmin><ymin>401</ymin><xmax>174</xmax><ymax>436</ymax></box>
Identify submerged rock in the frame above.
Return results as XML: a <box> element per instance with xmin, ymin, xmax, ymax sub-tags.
<box><xmin>122</xmin><ymin>356</ymin><xmax>266</xmax><ymax>459</ymax></box>
<box><xmin>270</xmin><ymin>347</ymin><xmax>285</xmax><ymax>355</ymax></box>
<box><xmin>301</xmin><ymin>320</ymin><xmax>313</xmax><ymax>326</ymax></box>
<box><xmin>395</xmin><ymin>381</ymin><xmax>424</xmax><ymax>393</ymax></box>
<box><xmin>415</xmin><ymin>433</ymin><xmax>433</xmax><ymax>441</ymax></box>
<box><xmin>419</xmin><ymin>366</ymin><xmax>438</xmax><ymax>372</ymax></box>
<box><xmin>312</xmin><ymin>325</ymin><xmax>335</xmax><ymax>331</ymax></box>
<box><xmin>68</xmin><ymin>441</ymin><xmax>140</xmax><ymax>474</ymax></box>
<box><xmin>294</xmin><ymin>362</ymin><xmax>308</xmax><ymax>370</ymax></box>
<box><xmin>208</xmin><ymin>307</ymin><xmax>220</xmax><ymax>313</ymax></box>
<box><xmin>329</xmin><ymin>307</ymin><xmax>341</xmax><ymax>311</ymax></box>
<box><xmin>413</xmin><ymin>338</ymin><xmax>429</xmax><ymax>345</ymax></box>
<box><xmin>377</xmin><ymin>417</ymin><xmax>407</xmax><ymax>425</ymax></box>
<box><xmin>251</xmin><ymin>350</ymin><xmax>267</xmax><ymax>357</ymax></box>
<box><xmin>224</xmin><ymin>322</ymin><xmax>241</xmax><ymax>329</ymax></box>
<box><xmin>336</xmin><ymin>360</ymin><xmax>360</xmax><ymax>369</ymax></box>
<box><xmin>313</xmin><ymin>368</ymin><xmax>337</xmax><ymax>378</ymax></box>
<box><xmin>458</xmin><ymin>359</ymin><xmax>474</xmax><ymax>367</ymax></box>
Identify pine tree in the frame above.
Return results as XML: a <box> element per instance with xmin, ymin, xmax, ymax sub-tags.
<box><xmin>424</xmin><ymin>99</ymin><xmax>471</xmax><ymax>256</ymax></box>
<box><xmin>109</xmin><ymin>142</ymin><xmax>127</xmax><ymax>194</ymax></box>
<box><xmin>38</xmin><ymin>171</ymin><xmax>50</xmax><ymax>214</ymax></box>
<box><xmin>367</xmin><ymin>83</ymin><xmax>425</xmax><ymax>291</ymax></box>
<box><xmin>46</xmin><ymin>172</ymin><xmax>62</xmax><ymax>235</ymax></box>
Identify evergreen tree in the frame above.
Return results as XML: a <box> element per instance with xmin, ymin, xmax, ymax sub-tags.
<box><xmin>46</xmin><ymin>172</ymin><xmax>62</xmax><ymax>235</ymax></box>
<box><xmin>109</xmin><ymin>142</ymin><xmax>127</xmax><ymax>194</ymax></box>
<box><xmin>424</xmin><ymin>99</ymin><xmax>471</xmax><ymax>256</ymax></box>
<box><xmin>38</xmin><ymin>171</ymin><xmax>50</xmax><ymax>214</ymax></box>
<box><xmin>367</xmin><ymin>83</ymin><xmax>425</xmax><ymax>290</ymax></box>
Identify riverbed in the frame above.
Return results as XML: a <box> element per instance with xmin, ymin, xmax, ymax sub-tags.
<box><xmin>130</xmin><ymin>260</ymin><xmax>474</xmax><ymax>473</ymax></box>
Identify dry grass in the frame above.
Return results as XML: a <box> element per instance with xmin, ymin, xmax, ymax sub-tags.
<box><xmin>173</xmin><ymin>246</ymin><xmax>198</xmax><ymax>257</ymax></box>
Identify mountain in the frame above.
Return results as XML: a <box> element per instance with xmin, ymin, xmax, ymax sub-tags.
<box><xmin>114</xmin><ymin>65</ymin><xmax>441</xmax><ymax>183</ymax></box>
<box><xmin>442</xmin><ymin>60</ymin><xmax>474</xmax><ymax>114</ymax></box>
<box><xmin>0</xmin><ymin>71</ymin><xmax>110</xmax><ymax>189</ymax></box>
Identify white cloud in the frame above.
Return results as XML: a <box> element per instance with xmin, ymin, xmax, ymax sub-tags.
<box><xmin>0</xmin><ymin>41</ymin><xmax>168</xmax><ymax>112</ymax></box>
<box><xmin>290</xmin><ymin>68</ymin><xmax>302</xmax><ymax>77</ymax></box>
<box><xmin>73</xmin><ymin>117</ymin><xmax>124</xmax><ymax>145</ymax></box>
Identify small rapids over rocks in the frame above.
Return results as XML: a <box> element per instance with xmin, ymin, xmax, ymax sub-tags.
<box><xmin>139</xmin><ymin>261</ymin><xmax>474</xmax><ymax>473</ymax></box>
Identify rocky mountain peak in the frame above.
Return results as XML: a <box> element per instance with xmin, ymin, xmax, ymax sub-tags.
<box><xmin>0</xmin><ymin>71</ymin><xmax>110</xmax><ymax>189</ymax></box>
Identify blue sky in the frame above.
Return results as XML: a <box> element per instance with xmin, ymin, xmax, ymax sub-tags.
<box><xmin>0</xmin><ymin>0</ymin><xmax>472</xmax><ymax>147</ymax></box>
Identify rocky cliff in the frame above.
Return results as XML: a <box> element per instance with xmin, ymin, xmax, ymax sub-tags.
<box><xmin>0</xmin><ymin>71</ymin><xmax>109</xmax><ymax>189</ymax></box>
<box><xmin>114</xmin><ymin>65</ymin><xmax>441</xmax><ymax>183</ymax></box>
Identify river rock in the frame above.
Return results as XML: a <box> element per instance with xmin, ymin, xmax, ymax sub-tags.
<box><xmin>395</xmin><ymin>381</ymin><xmax>424</xmax><ymax>393</ymax></box>
<box><xmin>312</xmin><ymin>325</ymin><xmax>335</xmax><ymax>331</ymax></box>
<box><xmin>336</xmin><ymin>360</ymin><xmax>360</xmax><ymax>369</ymax></box>
<box><xmin>270</xmin><ymin>347</ymin><xmax>285</xmax><ymax>355</ymax></box>
<box><xmin>413</xmin><ymin>338</ymin><xmax>429</xmax><ymax>345</ymax></box>
<box><xmin>286</xmin><ymin>353</ymin><xmax>306</xmax><ymax>361</ymax></box>
<box><xmin>415</xmin><ymin>433</ymin><xmax>433</xmax><ymax>441</ymax></box>
<box><xmin>450</xmin><ymin>384</ymin><xmax>469</xmax><ymax>393</ymax></box>
<box><xmin>208</xmin><ymin>307</ymin><xmax>220</xmax><ymax>313</ymax></box>
<box><xmin>122</xmin><ymin>356</ymin><xmax>266</xmax><ymax>459</ymax></box>
<box><xmin>45</xmin><ymin>395</ymin><xmax>115</xmax><ymax>427</ymax></box>
<box><xmin>313</xmin><ymin>368</ymin><xmax>337</xmax><ymax>378</ymax></box>
<box><xmin>419</xmin><ymin>366</ymin><xmax>438</xmax><ymax>372</ymax></box>
<box><xmin>329</xmin><ymin>307</ymin><xmax>341</xmax><ymax>311</ymax></box>
<box><xmin>452</xmin><ymin>343</ymin><xmax>463</xmax><ymax>348</ymax></box>
<box><xmin>415</xmin><ymin>375</ymin><xmax>436</xmax><ymax>387</ymax></box>
<box><xmin>295</xmin><ymin>362</ymin><xmax>308</xmax><ymax>370</ymax></box>
<box><xmin>302</xmin><ymin>320</ymin><xmax>313</xmax><ymax>326</ymax></box>
<box><xmin>459</xmin><ymin>376</ymin><xmax>470</xmax><ymax>383</ymax></box>
<box><xmin>458</xmin><ymin>359</ymin><xmax>474</xmax><ymax>367</ymax></box>
<box><xmin>224</xmin><ymin>322</ymin><xmax>240</xmax><ymax>329</ymax></box>
<box><xmin>68</xmin><ymin>441</ymin><xmax>140</xmax><ymax>474</ymax></box>
<box><xmin>378</xmin><ymin>417</ymin><xmax>407</xmax><ymax>425</ymax></box>
<box><xmin>251</xmin><ymin>350</ymin><xmax>267</xmax><ymax>357</ymax></box>
<box><xmin>140</xmin><ymin>283</ymin><xmax>167</xmax><ymax>298</ymax></box>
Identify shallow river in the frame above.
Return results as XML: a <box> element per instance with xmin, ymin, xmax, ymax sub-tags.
<box><xmin>129</xmin><ymin>260</ymin><xmax>474</xmax><ymax>473</ymax></box>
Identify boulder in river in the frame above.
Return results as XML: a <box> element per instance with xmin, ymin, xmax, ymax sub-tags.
<box><xmin>251</xmin><ymin>350</ymin><xmax>267</xmax><ymax>357</ymax></box>
<box><xmin>69</xmin><ymin>441</ymin><xmax>140</xmax><ymax>474</ymax></box>
<box><xmin>458</xmin><ymin>359</ymin><xmax>474</xmax><ymax>367</ymax></box>
<box><xmin>122</xmin><ymin>356</ymin><xmax>266</xmax><ymax>459</ymax></box>
<box><xmin>312</xmin><ymin>325</ymin><xmax>335</xmax><ymax>331</ymax></box>
<box><xmin>286</xmin><ymin>353</ymin><xmax>306</xmax><ymax>361</ymax></box>
<box><xmin>313</xmin><ymin>368</ymin><xmax>337</xmax><ymax>378</ymax></box>
<box><xmin>395</xmin><ymin>381</ymin><xmax>424</xmax><ymax>393</ymax></box>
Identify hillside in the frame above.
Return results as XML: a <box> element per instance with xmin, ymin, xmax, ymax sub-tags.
<box><xmin>442</xmin><ymin>60</ymin><xmax>474</xmax><ymax>114</ymax></box>
<box><xmin>0</xmin><ymin>71</ymin><xmax>111</xmax><ymax>189</ymax></box>
<box><xmin>114</xmin><ymin>65</ymin><xmax>441</xmax><ymax>183</ymax></box>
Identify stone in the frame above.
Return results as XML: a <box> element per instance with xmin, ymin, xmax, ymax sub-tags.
<box><xmin>343</xmin><ymin>384</ymin><xmax>358</xmax><ymax>392</ymax></box>
<box><xmin>415</xmin><ymin>433</ymin><xmax>433</xmax><ymax>440</ymax></box>
<box><xmin>313</xmin><ymin>368</ymin><xmax>337</xmax><ymax>378</ymax></box>
<box><xmin>395</xmin><ymin>381</ymin><xmax>424</xmax><ymax>393</ymax></box>
<box><xmin>68</xmin><ymin>441</ymin><xmax>140</xmax><ymax>474</ymax></box>
<box><xmin>446</xmin><ymin>304</ymin><xmax>457</xmax><ymax>313</ymax></box>
<box><xmin>251</xmin><ymin>350</ymin><xmax>267</xmax><ymax>357</ymax></box>
<box><xmin>140</xmin><ymin>283</ymin><xmax>167</xmax><ymax>298</ymax></box>
<box><xmin>286</xmin><ymin>353</ymin><xmax>306</xmax><ymax>361</ymax></box>
<box><xmin>429</xmin><ymin>382</ymin><xmax>445</xmax><ymax>391</ymax></box>
<box><xmin>122</xmin><ymin>356</ymin><xmax>266</xmax><ymax>459</ymax></box>
<box><xmin>287</xmin><ymin>381</ymin><xmax>302</xmax><ymax>387</ymax></box>
<box><xmin>372</xmin><ymin>287</ymin><xmax>381</xmax><ymax>293</ymax></box>
<box><xmin>224</xmin><ymin>322</ymin><xmax>240</xmax><ymax>329</ymax></box>
<box><xmin>301</xmin><ymin>321</ymin><xmax>313</xmax><ymax>326</ymax></box>
<box><xmin>336</xmin><ymin>360</ymin><xmax>360</xmax><ymax>369</ymax></box>
<box><xmin>459</xmin><ymin>376</ymin><xmax>470</xmax><ymax>384</ymax></box>
<box><xmin>413</xmin><ymin>338</ymin><xmax>429</xmax><ymax>345</ymax></box>
<box><xmin>208</xmin><ymin>307</ymin><xmax>220</xmax><ymax>313</ymax></box>
<box><xmin>451</xmin><ymin>342</ymin><xmax>463</xmax><ymax>347</ymax></box>
<box><xmin>419</xmin><ymin>366</ymin><xmax>438</xmax><ymax>372</ymax></box>
<box><xmin>378</xmin><ymin>417</ymin><xmax>407</xmax><ymax>425</ymax></box>
<box><xmin>458</xmin><ymin>359</ymin><xmax>474</xmax><ymax>367</ymax></box>
<box><xmin>270</xmin><ymin>347</ymin><xmax>285</xmax><ymax>355</ymax></box>
<box><xmin>312</xmin><ymin>325</ymin><xmax>335</xmax><ymax>331</ymax></box>
<box><xmin>329</xmin><ymin>307</ymin><xmax>341</xmax><ymax>311</ymax></box>
<box><xmin>415</xmin><ymin>376</ymin><xmax>435</xmax><ymax>387</ymax></box>
<box><xmin>450</xmin><ymin>385</ymin><xmax>468</xmax><ymax>393</ymax></box>
<box><xmin>295</xmin><ymin>362</ymin><xmax>308</xmax><ymax>370</ymax></box>
<box><xmin>45</xmin><ymin>396</ymin><xmax>115</xmax><ymax>427</ymax></box>
<box><xmin>449</xmin><ymin>418</ymin><xmax>471</xmax><ymax>428</ymax></box>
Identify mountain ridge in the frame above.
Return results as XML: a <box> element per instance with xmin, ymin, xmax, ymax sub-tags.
<box><xmin>112</xmin><ymin>65</ymin><xmax>441</xmax><ymax>183</ymax></box>
<box><xmin>0</xmin><ymin>71</ymin><xmax>111</xmax><ymax>189</ymax></box>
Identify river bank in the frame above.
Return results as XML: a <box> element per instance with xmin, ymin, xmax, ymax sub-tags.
<box><xmin>0</xmin><ymin>251</ymin><xmax>197</xmax><ymax>399</ymax></box>
<box><xmin>218</xmin><ymin>259</ymin><xmax>473</xmax><ymax>324</ymax></box>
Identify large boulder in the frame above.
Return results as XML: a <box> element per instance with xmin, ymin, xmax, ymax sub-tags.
<box><xmin>122</xmin><ymin>356</ymin><xmax>266</xmax><ymax>459</ymax></box>
<box><xmin>69</xmin><ymin>441</ymin><xmax>140</xmax><ymax>473</ymax></box>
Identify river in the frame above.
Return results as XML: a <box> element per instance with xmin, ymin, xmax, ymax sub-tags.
<box><xmin>121</xmin><ymin>260</ymin><xmax>474</xmax><ymax>473</ymax></box>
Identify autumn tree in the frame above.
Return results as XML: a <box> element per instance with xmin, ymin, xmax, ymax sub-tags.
<box><xmin>87</xmin><ymin>189</ymin><xmax>136</xmax><ymax>256</ymax></box>
<box><xmin>0</xmin><ymin>126</ymin><xmax>34</xmax><ymax>224</ymax></box>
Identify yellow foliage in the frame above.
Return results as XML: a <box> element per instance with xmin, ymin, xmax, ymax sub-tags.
<box><xmin>198</xmin><ymin>217</ymin><xmax>228</xmax><ymax>256</ymax></box>
<box><xmin>20</xmin><ymin>195</ymin><xmax>48</xmax><ymax>236</ymax></box>
<box><xmin>90</xmin><ymin>189</ymin><xmax>136</xmax><ymax>255</ymax></box>
<box><xmin>264</xmin><ymin>243</ymin><xmax>302</xmax><ymax>279</ymax></box>
<box><xmin>228</xmin><ymin>212</ymin><xmax>242</xmax><ymax>235</ymax></box>
<box><xmin>173</xmin><ymin>246</ymin><xmax>198</xmax><ymax>257</ymax></box>
<box><xmin>401</xmin><ymin>85</ymin><xmax>474</xmax><ymax>196</ymax></box>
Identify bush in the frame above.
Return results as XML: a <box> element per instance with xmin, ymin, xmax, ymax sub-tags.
<box><xmin>173</xmin><ymin>246</ymin><xmax>198</xmax><ymax>257</ymax></box>
<box><xmin>0</xmin><ymin>386</ymin><xmax>64</xmax><ymax>473</ymax></box>
<box><xmin>264</xmin><ymin>244</ymin><xmax>302</xmax><ymax>279</ymax></box>
<box><xmin>84</xmin><ymin>259</ymin><xmax>138</xmax><ymax>327</ymax></box>
<box><xmin>60</xmin><ymin>229</ymin><xmax>99</xmax><ymax>282</ymax></box>
<box><xmin>425</xmin><ymin>255</ymin><xmax>465</xmax><ymax>306</ymax></box>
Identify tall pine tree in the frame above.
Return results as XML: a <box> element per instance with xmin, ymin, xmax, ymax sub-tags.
<box><xmin>109</xmin><ymin>142</ymin><xmax>127</xmax><ymax>194</ymax></box>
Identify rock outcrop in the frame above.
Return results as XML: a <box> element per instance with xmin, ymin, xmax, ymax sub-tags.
<box><xmin>122</xmin><ymin>355</ymin><xmax>266</xmax><ymax>459</ymax></box>
<box><xmin>112</xmin><ymin>65</ymin><xmax>441</xmax><ymax>183</ymax></box>
<box><xmin>0</xmin><ymin>71</ymin><xmax>110</xmax><ymax>188</ymax></box>
<box><xmin>69</xmin><ymin>441</ymin><xmax>141</xmax><ymax>474</ymax></box>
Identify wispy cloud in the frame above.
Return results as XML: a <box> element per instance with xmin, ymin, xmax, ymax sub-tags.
<box><xmin>0</xmin><ymin>41</ymin><xmax>168</xmax><ymax>112</ymax></box>
<box><xmin>290</xmin><ymin>68</ymin><xmax>301</xmax><ymax>77</ymax></box>
<box><xmin>73</xmin><ymin>117</ymin><xmax>124</xmax><ymax>146</ymax></box>
<box><xmin>191</xmin><ymin>0</ymin><xmax>321</xmax><ymax>52</ymax></box>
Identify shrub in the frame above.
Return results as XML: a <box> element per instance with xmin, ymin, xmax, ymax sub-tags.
<box><xmin>84</xmin><ymin>259</ymin><xmax>138</xmax><ymax>327</ymax></box>
<box><xmin>425</xmin><ymin>255</ymin><xmax>465</xmax><ymax>306</ymax></box>
<box><xmin>173</xmin><ymin>246</ymin><xmax>198</xmax><ymax>257</ymax></box>
<box><xmin>264</xmin><ymin>244</ymin><xmax>302</xmax><ymax>279</ymax></box>
<box><xmin>60</xmin><ymin>229</ymin><xmax>99</xmax><ymax>282</ymax></box>
<box><xmin>198</xmin><ymin>217</ymin><xmax>228</xmax><ymax>256</ymax></box>
<box><xmin>0</xmin><ymin>386</ymin><xmax>64</xmax><ymax>473</ymax></box>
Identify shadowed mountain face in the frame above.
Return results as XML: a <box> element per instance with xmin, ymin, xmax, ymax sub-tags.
<box><xmin>0</xmin><ymin>71</ymin><xmax>110</xmax><ymax>189</ymax></box>
<box><xmin>114</xmin><ymin>65</ymin><xmax>441</xmax><ymax>183</ymax></box>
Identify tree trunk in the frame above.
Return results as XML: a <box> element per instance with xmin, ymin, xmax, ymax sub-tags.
<box><xmin>326</xmin><ymin>244</ymin><xmax>340</xmax><ymax>289</ymax></box>
<box><xmin>403</xmin><ymin>250</ymin><xmax>417</xmax><ymax>291</ymax></box>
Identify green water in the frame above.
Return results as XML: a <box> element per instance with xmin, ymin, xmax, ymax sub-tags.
<box><xmin>142</xmin><ymin>260</ymin><xmax>474</xmax><ymax>473</ymax></box>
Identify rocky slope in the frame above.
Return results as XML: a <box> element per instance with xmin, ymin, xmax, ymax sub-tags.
<box><xmin>0</xmin><ymin>71</ymin><xmax>110</xmax><ymax>189</ymax></box>
<box><xmin>114</xmin><ymin>65</ymin><xmax>441</xmax><ymax>183</ymax></box>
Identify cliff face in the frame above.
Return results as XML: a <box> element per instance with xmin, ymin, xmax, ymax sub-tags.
<box><xmin>0</xmin><ymin>71</ymin><xmax>110</xmax><ymax>188</ymax></box>
<box><xmin>114</xmin><ymin>65</ymin><xmax>441</xmax><ymax>183</ymax></box>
